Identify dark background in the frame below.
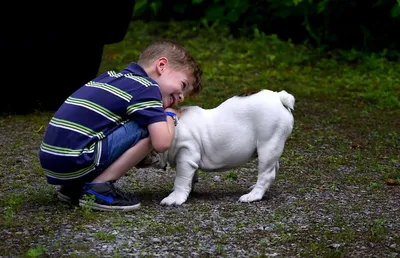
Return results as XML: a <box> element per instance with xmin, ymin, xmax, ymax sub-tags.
<box><xmin>1</xmin><ymin>0</ymin><xmax>398</xmax><ymax>114</ymax></box>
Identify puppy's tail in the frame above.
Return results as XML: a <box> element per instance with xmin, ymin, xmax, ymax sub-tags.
<box><xmin>279</xmin><ymin>90</ymin><xmax>295</xmax><ymax>112</ymax></box>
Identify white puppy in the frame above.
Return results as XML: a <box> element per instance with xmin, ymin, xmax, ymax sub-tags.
<box><xmin>155</xmin><ymin>89</ymin><xmax>295</xmax><ymax>206</ymax></box>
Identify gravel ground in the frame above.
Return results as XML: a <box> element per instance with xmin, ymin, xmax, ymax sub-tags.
<box><xmin>1</xmin><ymin>99</ymin><xmax>399</xmax><ymax>257</ymax></box>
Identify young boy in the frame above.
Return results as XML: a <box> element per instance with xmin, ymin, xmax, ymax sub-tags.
<box><xmin>39</xmin><ymin>39</ymin><xmax>202</xmax><ymax>211</ymax></box>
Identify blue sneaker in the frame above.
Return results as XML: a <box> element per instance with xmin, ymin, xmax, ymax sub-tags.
<box><xmin>79</xmin><ymin>181</ymin><xmax>141</xmax><ymax>211</ymax></box>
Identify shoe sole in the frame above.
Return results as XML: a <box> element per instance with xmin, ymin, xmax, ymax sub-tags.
<box><xmin>79</xmin><ymin>199</ymin><xmax>141</xmax><ymax>212</ymax></box>
<box><xmin>58</xmin><ymin>192</ymin><xmax>140</xmax><ymax>211</ymax></box>
<box><xmin>57</xmin><ymin>191</ymin><xmax>71</xmax><ymax>203</ymax></box>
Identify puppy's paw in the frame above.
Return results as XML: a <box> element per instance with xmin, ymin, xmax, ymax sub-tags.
<box><xmin>238</xmin><ymin>192</ymin><xmax>263</xmax><ymax>203</ymax></box>
<box><xmin>160</xmin><ymin>192</ymin><xmax>188</xmax><ymax>206</ymax></box>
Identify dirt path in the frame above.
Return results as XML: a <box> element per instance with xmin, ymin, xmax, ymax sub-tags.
<box><xmin>0</xmin><ymin>98</ymin><xmax>399</xmax><ymax>257</ymax></box>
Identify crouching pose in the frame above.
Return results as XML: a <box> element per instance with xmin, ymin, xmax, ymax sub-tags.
<box><xmin>39</xmin><ymin>40</ymin><xmax>202</xmax><ymax>211</ymax></box>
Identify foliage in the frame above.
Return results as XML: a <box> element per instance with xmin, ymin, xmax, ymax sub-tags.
<box><xmin>101</xmin><ymin>21</ymin><xmax>400</xmax><ymax>110</ymax></box>
<box><xmin>132</xmin><ymin>0</ymin><xmax>400</xmax><ymax>52</ymax></box>
<box><xmin>26</xmin><ymin>243</ymin><xmax>46</xmax><ymax>257</ymax></box>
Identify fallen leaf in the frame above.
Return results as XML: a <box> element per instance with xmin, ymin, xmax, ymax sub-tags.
<box><xmin>386</xmin><ymin>179</ymin><xmax>400</xmax><ymax>186</ymax></box>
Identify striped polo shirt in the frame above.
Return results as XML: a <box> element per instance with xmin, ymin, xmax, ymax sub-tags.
<box><xmin>39</xmin><ymin>62</ymin><xmax>166</xmax><ymax>185</ymax></box>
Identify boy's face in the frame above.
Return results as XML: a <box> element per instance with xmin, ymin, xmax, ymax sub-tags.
<box><xmin>154</xmin><ymin>59</ymin><xmax>194</xmax><ymax>109</ymax></box>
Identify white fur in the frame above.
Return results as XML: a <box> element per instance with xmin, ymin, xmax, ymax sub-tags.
<box><xmin>157</xmin><ymin>89</ymin><xmax>295</xmax><ymax>205</ymax></box>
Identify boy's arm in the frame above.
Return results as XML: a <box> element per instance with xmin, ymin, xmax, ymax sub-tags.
<box><xmin>147</xmin><ymin>108</ymin><xmax>177</xmax><ymax>153</ymax></box>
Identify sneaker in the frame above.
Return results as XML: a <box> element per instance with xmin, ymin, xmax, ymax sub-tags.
<box><xmin>79</xmin><ymin>181</ymin><xmax>141</xmax><ymax>211</ymax></box>
<box><xmin>57</xmin><ymin>185</ymin><xmax>82</xmax><ymax>204</ymax></box>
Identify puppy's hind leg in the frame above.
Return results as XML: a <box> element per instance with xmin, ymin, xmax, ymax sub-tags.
<box><xmin>248</xmin><ymin>161</ymin><xmax>279</xmax><ymax>191</ymax></box>
<box><xmin>239</xmin><ymin>139</ymin><xmax>284</xmax><ymax>202</ymax></box>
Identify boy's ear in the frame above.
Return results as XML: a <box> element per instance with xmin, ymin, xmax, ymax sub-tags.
<box><xmin>157</xmin><ymin>57</ymin><xmax>168</xmax><ymax>75</ymax></box>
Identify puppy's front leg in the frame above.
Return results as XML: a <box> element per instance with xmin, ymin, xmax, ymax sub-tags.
<box><xmin>161</xmin><ymin>159</ymin><xmax>198</xmax><ymax>206</ymax></box>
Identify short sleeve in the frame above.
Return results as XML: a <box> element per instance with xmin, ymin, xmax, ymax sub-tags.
<box><xmin>126</xmin><ymin>85</ymin><xmax>166</xmax><ymax>127</ymax></box>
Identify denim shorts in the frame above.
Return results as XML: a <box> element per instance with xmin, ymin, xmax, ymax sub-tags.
<box><xmin>80</xmin><ymin>120</ymin><xmax>149</xmax><ymax>183</ymax></box>
<box><xmin>104</xmin><ymin>120</ymin><xmax>149</xmax><ymax>168</ymax></box>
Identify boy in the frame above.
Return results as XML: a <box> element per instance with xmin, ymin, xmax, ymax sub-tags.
<box><xmin>39</xmin><ymin>39</ymin><xmax>202</xmax><ymax>211</ymax></box>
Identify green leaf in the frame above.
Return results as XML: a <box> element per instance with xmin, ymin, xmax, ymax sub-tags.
<box><xmin>205</xmin><ymin>6</ymin><xmax>226</xmax><ymax>22</ymax></box>
<box><xmin>317</xmin><ymin>0</ymin><xmax>329</xmax><ymax>13</ymax></box>
<box><xmin>293</xmin><ymin>0</ymin><xmax>304</xmax><ymax>6</ymax></box>
<box><xmin>133</xmin><ymin>0</ymin><xmax>148</xmax><ymax>17</ymax></box>
<box><xmin>391</xmin><ymin>3</ymin><xmax>400</xmax><ymax>18</ymax></box>
<box><xmin>150</xmin><ymin>1</ymin><xmax>162</xmax><ymax>15</ymax></box>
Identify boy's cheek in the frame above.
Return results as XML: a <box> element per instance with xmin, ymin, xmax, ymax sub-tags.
<box><xmin>161</xmin><ymin>98</ymin><xmax>168</xmax><ymax>109</ymax></box>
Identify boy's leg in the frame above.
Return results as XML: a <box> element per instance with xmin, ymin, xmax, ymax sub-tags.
<box><xmin>92</xmin><ymin>137</ymin><xmax>152</xmax><ymax>183</ymax></box>
<box><xmin>57</xmin><ymin>137</ymin><xmax>151</xmax><ymax>204</ymax></box>
<box><xmin>79</xmin><ymin>121</ymin><xmax>152</xmax><ymax>211</ymax></box>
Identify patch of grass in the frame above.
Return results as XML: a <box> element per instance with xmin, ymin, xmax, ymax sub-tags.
<box><xmin>3</xmin><ymin>207</ymin><xmax>17</xmax><ymax>228</ymax></box>
<box><xmin>370</xmin><ymin>182</ymin><xmax>385</xmax><ymax>189</ymax></box>
<box><xmin>93</xmin><ymin>230</ymin><xmax>116</xmax><ymax>241</ymax></box>
<box><xmin>384</xmin><ymin>171</ymin><xmax>400</xmax><ymax>181</ymax></box>
<box><xmin>79</xmin><ymin>194</ymin><xmax>98</xmax><ymax>219</ymax></box>
<box><xmin>100</xmin><ymin>21</ymin><xmax>399</xmax><ymax>110</ymax></box>
<box><xmin>1</xmin><ymin>192</ymin><xmax>27</xmax><ymax>228</ymax></box>
<box><xmin>26</xmin><ymin>243</ymin><xmax>46</xmax><ymax>257</ymax></box>
<box><xmin>368</xmin><ymin>218</ymin><xmax>387</xmax><ymax>243</ymax></box>
<box><xmin>5</xmin><ymin>192</ymin><xmax>25</xmax><ymax>208</ymax></box>
<box><xmin>223</xmin><ymin>171</ymin><xmax>238</xmax><ymax>181</ymax></box>
<box><xmin>198</xmin><ymin>170</ymin><xmax>212</xmax><ymax>180</ymax></box>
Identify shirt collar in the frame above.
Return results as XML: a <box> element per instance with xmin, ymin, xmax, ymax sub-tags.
<box><xmin>124</xmin><ymin>62</ymin><xmax>149</xmax><ymax>77</ymax></box>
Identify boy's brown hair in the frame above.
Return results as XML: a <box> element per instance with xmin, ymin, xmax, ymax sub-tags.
<box><xmin>138</xmin><ymin>39</ymin><xmax>202</xmax><ymax>96</ymax></box>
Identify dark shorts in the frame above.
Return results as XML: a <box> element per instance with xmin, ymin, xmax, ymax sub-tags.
<box><xmin>103</xmin><ymin>120</ymin><xmax>149</xmax><ymax>169</ymax></box>
<box><xmin>70</xmin><ymin>120</ymin><xmax>148</xmax><ymax>185</ymax></box>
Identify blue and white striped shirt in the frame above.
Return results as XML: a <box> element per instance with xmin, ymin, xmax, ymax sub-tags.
<box><xmin>39</xmin><ymin>63</ymin><xmax>166</xmax><ymax>184</ymax></box>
